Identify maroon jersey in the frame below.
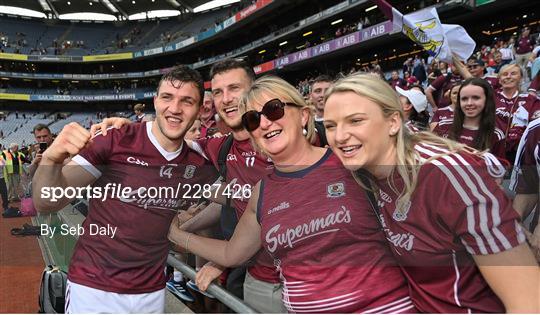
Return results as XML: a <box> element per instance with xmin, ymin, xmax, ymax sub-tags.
<box><xmin>376</xmin><ymin>143</ymin><xmax>525</xmax><ymax>313</ymax></box>
<box><xmin>483</xmin><ymin>75</ymin><xmax>500</xmax><ymax>90</ymax></box>
<box><xmin>516</xmin><ymin>36</ymin><xmax>533</xmax><ymax>54</ymax></box>
<box><xmin>192</xmin><ymin>135</ymin><xmax>279</xmax><ymax>283</ymax></box>
<box><xmin>494</xmin><ymin>90</ymin><xmax>540</xmax><ymax>155</ymax></box>
<box><xmin>434</xmin><ymin>125</ymin><xmax>506</xmax><ymax>159</ymax></box>
<box><xmin>510</xmin><ymin>118</ymin><xmax>540</xmax><ymax>194</ymax></box>
<box><xmin>258</xmin><ymin>150</ymin><xmax>414</xmax><ymax>313</ymax></box>
<box><xmin>200</xmin><ymin>118</ymin><xmax>217</xmax><ymax>138</ymax></box>
<box><xmin>428</xmin><ymin>74</ymin><xmax>462</xmax><ymax>108</ymax></box>
<box><xmin>431</xmin><ymin>106</ymin><xmax>454</xmax><ymax>128</ymax></box>
<box><xmin>69</xmin><ymin>122</ymin><xmax>217</xmax><ymax>294</ymax></box>
<box><xmin>389</xmin><ymin>78</ymin><xmax>407</xmax><ymax>90</ymax></box>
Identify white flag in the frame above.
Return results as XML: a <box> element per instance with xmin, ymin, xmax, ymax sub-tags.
<box><xmin>390</xmin><ymin>7</ymin><xmax>476</xmax><ymax>63</ymax></box>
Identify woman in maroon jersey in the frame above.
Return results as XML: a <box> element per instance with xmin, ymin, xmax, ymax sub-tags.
<box><xmin>435</xmin><ymin>78</ymin><xmax>506</xmax><ymax>160</ymax></box>
<box><xmin>495</xmin><ymin>63</ymin><xmax>540</xmax><ymax>163</ymax></box>
<box><xmin>323</xmin><ymin>72</ymin><xmax>539</xmax><ymax>313</ymax></box>
<box><xmin>169</xmin><ymin>75</ymin><xmax>415</xmax><ymax>313</ymax></box>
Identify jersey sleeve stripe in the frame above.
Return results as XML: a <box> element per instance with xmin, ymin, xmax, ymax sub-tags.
<box><xmin>450</xmin><ymin>153</ymin><xmax>513</xmax><ymax>251</ymax></box>
<box><xmin>428</xmin><ymin>159</ymin><xmax>490</xmax><ymax>254</ymax></box>
<box><xmin>72</xmin><ymin>155</ymin><xmax>102</xmax><ymax>179</ymax></box>
<box><xmin>416</xmin><ymin>145</ymin><xmax>491</xmax><ymax>254</ymax></box>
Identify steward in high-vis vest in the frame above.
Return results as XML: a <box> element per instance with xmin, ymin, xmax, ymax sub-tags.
<box><xmin>2</xmin><ymin>144</ymin><xmax>25</xmax><ymax>201</ymax></box>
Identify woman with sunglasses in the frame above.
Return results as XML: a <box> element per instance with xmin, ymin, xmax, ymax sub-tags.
<box><xmin>433</xmin><ymin>78</ymin><xmax>506</xmax><ymax>160</ymax></box>
<box><xmin>322</xmin><ymin>73</ymin><xmax>539</xmax><ymax>313</ymax></box>
<box><xmin>168</xmin><ymin>75</ymin><xmax>415</xmax><ymax>313</ymax></box>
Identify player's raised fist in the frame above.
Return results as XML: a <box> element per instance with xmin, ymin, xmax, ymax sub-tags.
<box><xmin>44</xmin><ymin>122</ymin><xmax>92</xmax><ymax>163</ymax></box>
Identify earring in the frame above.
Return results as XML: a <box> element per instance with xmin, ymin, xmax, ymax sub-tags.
<box><xmin>302</xmin><ymin>128</ymin><xmax>308</xmax><ymax>136</ymax></box>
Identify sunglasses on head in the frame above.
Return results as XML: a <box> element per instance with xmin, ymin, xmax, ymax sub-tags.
<box><xmin>241</xmin><ymin>98</ymin><xmax>297</xmax><ymax>132</ymax></box>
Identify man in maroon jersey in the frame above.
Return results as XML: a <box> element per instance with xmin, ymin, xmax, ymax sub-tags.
<box><xmin>188</xmin><ymin>59</ymin><xmax>285</xmax><ymax>313</ymax></box>
<box><xmin>426</xmin><ymin>65</ymin><xmax>462</xmax><ymax>109</ymax></box>
<box><xmin>388</xmin><ymin>70</ymin><xmax>407</xmax><ymax>90</ymax></box>
<box><xmin>32</xmin><ymin>65</ymin><xmax>217</xmax><ymax>313</ymax></box>
<box><xmin>515</xmin><ymin>26</ymin><xmax>534</xmax><ymax>76</ymax></box>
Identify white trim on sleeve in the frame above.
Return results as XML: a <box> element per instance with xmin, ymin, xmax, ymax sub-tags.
<box><xmin>72</xmin><ymin>155</ymin><xmax>102</xmax><ymax>179</ymax></box>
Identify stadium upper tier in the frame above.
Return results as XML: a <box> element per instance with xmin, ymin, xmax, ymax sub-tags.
<box><xmin>0</xmin><ymin>7</ymin><xmax>230</xmax><ymax>56</ymax></box>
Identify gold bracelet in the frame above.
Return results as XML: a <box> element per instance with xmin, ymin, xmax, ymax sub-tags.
<box><xmin>185</xmin><ymin>233</ymin><xmax>192</xmax><ymax>253</ymax></box>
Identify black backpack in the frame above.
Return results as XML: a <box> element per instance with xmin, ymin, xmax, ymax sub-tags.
<box><xmin>38</xmin><ymin>265</ymin><xmax>68</xmax><ymax>313</ymax></box>
<box><xmin>217</xmin><ymin>134</ymin><xmax>238</xmax><ymax>240</ymax></box>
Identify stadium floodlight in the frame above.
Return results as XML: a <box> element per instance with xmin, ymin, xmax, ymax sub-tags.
<box><xmin>365</xmin><ymin>5</ymin><xmax>378</xmax><ymax>12</ymax></box>
<box><xmin>59</xmin><ymin>12</ymin><xmax>117</xmax><ymax>21</ymax></box>
<box><xmin>128</xmin><ymin>10</ymin><xmax>181</xmax><ymax>20</ymax></box>
<box><xmin>331</xmin><ymin>19</ymin><xmax>342</xmax><ymax>25</ymax></box>
<box><xmin>303</xmin><ymin>31</ymin><xmax>313</xmax><ymax>37</ymax></box>
<box><xmin>258</xmin><ymin>50</ymin><xmax>266</xmax><ymax>54</ymax></box>
<box><xmin>193</xmin><ymin>0</ymin><xmax>241</xmax><ymax>13</ymax></box>
<box><xmin>0</xmin><ymin>6</ymin><xmax>47</xmax><ymax>18</ymax></box>
<box><xmin>279</xmin><ymin>41</ymin><xmax>288</xmax><ymax>46</ymax></box>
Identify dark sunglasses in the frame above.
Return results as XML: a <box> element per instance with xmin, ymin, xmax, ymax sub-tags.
<box><xmin>241</xmin><ymin>98</ymin><xmax>296</xmax><ymax>132</ymax></box>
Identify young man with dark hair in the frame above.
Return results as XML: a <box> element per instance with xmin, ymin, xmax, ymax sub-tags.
<box><xmin>310</xmin><ymin>75</ymin><xmax>333</xmax><ymax>147</ymax></box>
<box><xmin>188</xmin><ymin>58</ymin><xmax>286</xmax><ymax>313</ymax></box>
<box><xmin>32</xmin><ymin>65</ymin><xmax>217</xmax><ymax>313</ymax></box>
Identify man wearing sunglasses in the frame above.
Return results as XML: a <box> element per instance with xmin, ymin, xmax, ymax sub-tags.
<box><xmin>467</xmin><ymin>57</ymin><xmax>499</xmax><ymax>89</ymax></box>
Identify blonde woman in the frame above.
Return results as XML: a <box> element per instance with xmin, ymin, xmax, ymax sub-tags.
<box><xmin>323</xmin><ymin>73</ymin><xmax>539</xmax><ymax>313</ymax></box>
<box><xmin>168</xmin><ymin>76</ymin><xmax>415</xmax><ymax>313</ymax></box>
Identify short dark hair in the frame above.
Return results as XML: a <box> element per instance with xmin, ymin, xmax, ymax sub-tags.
<box><xmin>157</xmin><ymin>65</ymin><xmax>204</xmax><ymax>105</ymax></box>
<box><xmin>33</xmin><ymin>124</ymin><xmax>51</xmax><ymax>134</ymax></box>
<box><xmin>312</xmin><ymin>75</ymin><xmax>333</xmax><ymax>86</ymax></box>
<box><xmin>209</xmin><ymin>58</ymin><xmax>256</xmax><ymax>82</ymax></box>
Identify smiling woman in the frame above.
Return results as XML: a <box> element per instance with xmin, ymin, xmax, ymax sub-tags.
<box><xmin>323</xmin><ymin>72</ymin><xmax>539</xmax><ymax>313</ymax></box>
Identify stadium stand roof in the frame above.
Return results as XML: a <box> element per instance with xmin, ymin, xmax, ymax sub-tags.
<box><xmin>0</xmin><ymin>0</ymin><xmax>231</xmax><ymax>19</ymax></box>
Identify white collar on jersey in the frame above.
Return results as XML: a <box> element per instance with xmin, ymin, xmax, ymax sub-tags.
<box><xmin>146</xmin><ymin>121</ymin><xmax>183</xmax><ymax>161</ymax></box>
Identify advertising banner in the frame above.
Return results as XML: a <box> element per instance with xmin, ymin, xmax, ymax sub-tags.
<box><xmin>82</xmin><ymin>52</ymin><xmax>133</xmax><ymax>62</ymax></box>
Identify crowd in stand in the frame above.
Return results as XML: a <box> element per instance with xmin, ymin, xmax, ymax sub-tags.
<box><xmin>2</xmin><ymin>15</ymin><xmax>540</xmax><ymax>314</ymax></box>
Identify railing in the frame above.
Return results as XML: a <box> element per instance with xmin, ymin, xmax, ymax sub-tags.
<box><xmin>167</xmin><ymin>255</ymin><xmax>258</xmax><ymax>314</ymax></box>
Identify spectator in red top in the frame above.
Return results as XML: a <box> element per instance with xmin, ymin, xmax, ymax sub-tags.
<box><xmin>515</xmin><ymin>27</ymin><xmax>534</xmax><ymax>76</ymax></box>
<box><xmin>388</xmin><ymin>70</ymin><xmax>407</xmax><ymax>90</ymax></box>
<box><xmin>323</xmin><ymin>72</ymin><xmax>539</xmax><ymax>313</ymax></box>
<box><xmin>426</xmin><ymin>65</ymin><xmax>462</xmax><ymax>110</ymax></box>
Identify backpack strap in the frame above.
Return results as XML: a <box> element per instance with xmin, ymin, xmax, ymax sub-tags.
<box><xmin>216</xmin><ymin>134</ymin><xmax>236</xmax><ymax>227</ymax></box>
